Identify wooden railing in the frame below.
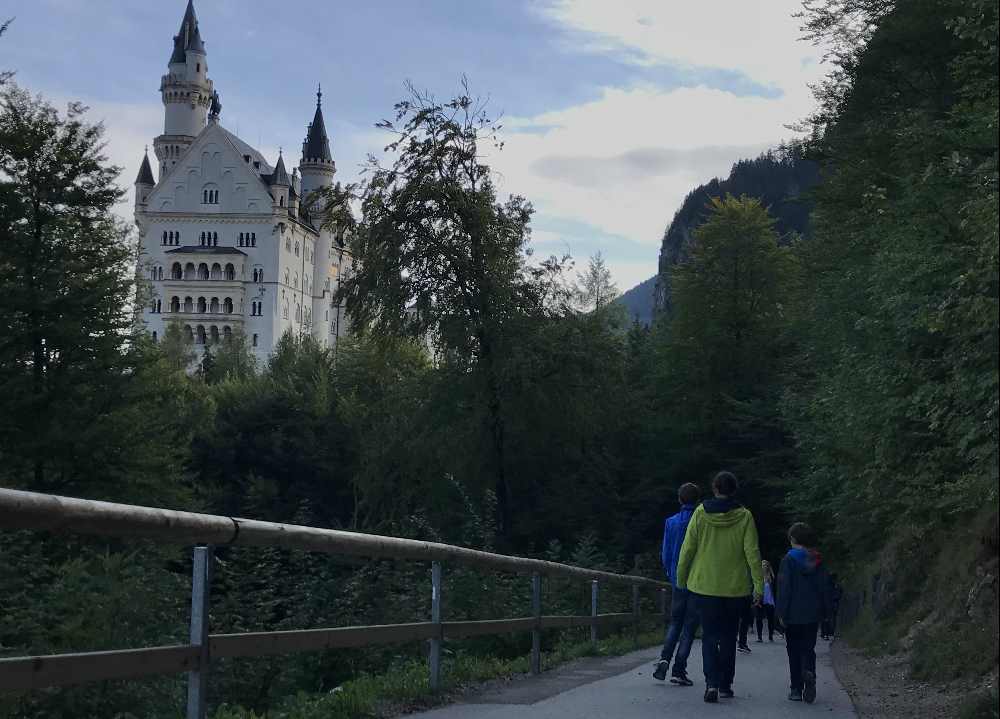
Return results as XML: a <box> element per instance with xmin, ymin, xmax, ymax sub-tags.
<box><xmin>0</xmin><ymin>488</ymin><xmax>669</xmax><ymax>718</ymax></box>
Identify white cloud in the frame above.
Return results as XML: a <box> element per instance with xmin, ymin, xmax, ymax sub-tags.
<box><xmin>486</xmin><ymin>1</ymin><xmax>828</xmax><ymax>288</ymax></box>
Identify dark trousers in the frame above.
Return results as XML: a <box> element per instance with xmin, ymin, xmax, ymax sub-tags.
<box><xmin>755</xmin><ymin>604</ymin><xmax>776</xmax><ymax>640</ymax></box>
<box><xmin>660</xmin><ymin>587</ymin><xmax>700</xmax><ymax>674</ymax></box>
<box><xmin>785</xmin><ymin>622</ymin><xmax>819</xmax><ymax>690</ymax></box>
<box><xmin>695</xmin><ymin>594</ymin><xmax>743</xmax><ymax>689</ymax></box>
<box><xmin>737</xmin><ymin>595</ymin><xmax>753</xmax><ymax>646</ymax></box>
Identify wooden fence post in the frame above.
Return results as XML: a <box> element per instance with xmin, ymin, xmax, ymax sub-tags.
<box><xmin>531</xmin><ymin>573</ymin><xmax>542</xmax><ymax>674</ymax></box>
<box><xmin>590</xmin><ymin>580</ymin><xmax>599</xmax><ymax>645</ymax></box>
<box><xmin>429</xmin><ymin>561</ymin><xmax>442</xmax><ymax>691</ymax></box>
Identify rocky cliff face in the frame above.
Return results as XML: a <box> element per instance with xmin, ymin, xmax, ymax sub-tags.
<box><xmin>654</xmin><ymin>144</ymin><xmax>820</xmax><ymax>316</ymax></box>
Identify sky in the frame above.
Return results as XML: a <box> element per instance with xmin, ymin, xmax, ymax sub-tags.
<box><xmin>1</xmin><ymin>0</ymin><xmax>828</xmax><ymax>291</ymax></box>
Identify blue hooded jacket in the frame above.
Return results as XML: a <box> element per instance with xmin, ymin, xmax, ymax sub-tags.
<box><xmin>661</xmin><ymin>504</ymin><xmax>697</xmax><ymax>588</ymax></box>
<box><xmin>776</xmin><ymin>547</ymin><xmax>832</xmax><ymax>625</ymax></box>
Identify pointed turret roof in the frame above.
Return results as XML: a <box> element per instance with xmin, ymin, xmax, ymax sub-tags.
<box><xmin>169</xmin><ymin>0</ymin><xmax>205</xmax><ymax>65</ymax></box>
<box><xmin>135</xmin><ymin>150</ymin><xmax>155</xmax><ymax>185</ymax></box>
<box><xmin>271</xmin><ymin>151</ymin><xmax>290</xmax><ymax>186</ymax></box>
<box><xmin>302</xmin><ymin>85</ymin><xmax>333</xmax><ymax>163</ymax></box>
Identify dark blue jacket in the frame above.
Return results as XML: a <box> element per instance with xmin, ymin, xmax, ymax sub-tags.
<box><xmin>776</xmin><ymin>547</ymin><xmax>832</xmax><ymax>625</ymax></box>
<box><xmin>661</xmin><ymin>504</ymin><xmax>697</xmax><ymax>588</ymax></box>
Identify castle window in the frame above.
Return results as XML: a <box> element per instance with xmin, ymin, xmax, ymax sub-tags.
<box><xmin>279</xmin><ymin>195</ymin><xmax>285</xmax><ymax>207</ymax></box>
<box><xmin>284</xmin><ymin>269</ymin><xmax>289</xmax><ymax>285</ymax></box>
<box><xmin>285</xmin><ymin>239</ymin><xmax>291</xmax><ymax>252</ymax></box>
<box><xmin>223</xmin><ymin>326</ymin><xmax>232</xmax><ymax>341</ymax></box>
<box><xmin>223</xmin><ymin>297</ymin><xmax>233</xmax><ymax>314</ymax></box>
<box><xmin>293</xmin><ymin>273</ymin><xmax>298</xmax><ymax>289</ymax></box>
<box><xmin>196</xmin><ymin>63</ymin><xmax>200</xmax><ymax>72</ymax></box>
<box><xmin>184</xmin><ymin>325</ymin><xmax>193</xmax><ymax>343</ymax></box>
<box><xmin>157</xmin><ymin>267</ymin><xmax>163</xmax><ymax>281</ymax></box>
<box><xmin>202</xmin><ymin>185</ymin><xmax>219</xmax><ymax>204</ymax></box>
<box><xmin>225</xmin><ymin>263</ymin><xmax>235</xmax><ymax>281</ymax></box>
<box><xmin>162</xmin><ymin>231</ymin><xmax>167</xmax><ymax>246</ymax></box>
<box><xmin>251</xmin><ymin>232</ymin><xmax>256</xmax><ymax>247</ymax></box>
<box><xmin>184</xmin><ymin>263</ymin><xmax>195</xmax><ymax>280</ymax></box>
<box><xmin>152</xmin><ymin>331</ymin><xmax>158</xmax><ymax>342</ymax></box>
<box><xmin>213</xmin><ymin>232</ymin><xmax>218</xmax><ymax>246</ymax></box>
<box><xmin>156</xmin><ymin>299</ymin><xmax>162</xmax><ymax>313</ymax></box>
<box><xmin>210</xmin><ymin>263</ymin><xmax>222</xmax><ymax>280</ymax></box>
<box><xmin>283</xmin><ymin>303</ymin><xmax>289</xmax><ymax>319</ymax></box>
<box><xmin>294</xmin><ymin>242</ymin><xmax>299</xmax><ymax>257</ymax></box>
<box><xmin>198</xmin><ymin>263</ymin><xmax>209</xmax><ymax>280</ymax></box>
<box><xmin>170</xmin><ymin>296</ymin><xmax>180</xmax><ymax>313</ymax></box>
<box><xmin>196</xmin><ymin>326</ymin><xmax>206</xmax><ymax>345</ymax></box>
<box><xmin>184</xmin><ymin>296</ymin><xmax>193</xmax><ymax>312</ymax></box>
<box><xmin>209</xmin><ymin>297</ymin><xmax>219</xmax><ymax>313</ymax></box>
<box><xmin>210</xmin><ymin>326</ymin><xmax>220</xmax><ymax>344</ymax></box>
<box><xmin>197</xmin><ymin>297</ymin><xmax>207</xmax><ymax>313</ymax></box>
<box><xmin>238</xmin><ymin>232</ymin><xmax>244</xmax><ymax>247</ymax></box>
<box><xmin>252</xmin><ymin>333</ymin><xmax>258</xmax><ymax>347</ymax></box>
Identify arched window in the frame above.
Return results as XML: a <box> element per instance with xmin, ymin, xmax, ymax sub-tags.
<box><xmin>223</xmin><ymin>326</ymin><xmax>232</xmax><ymax>340</ymax></box>
<box><xmin>224</xmin><ymin>263</ymin><xmax>235</xmax><ymax>281</ymax></box>
<box><xmin>210</xmin><ymin>263</ymin><xmax>222</xmax><ymax>280</ymax></box>
<box><xmin>162</xmin><ymin>231</ymin><xmax>167</xmax><ymax>246</ymax></box>
<box><xmin>196</xmin><ymin>325</ymin><xmax>206</xmax><ymax>344</ymax></box>
<box><xmin>184</xmin><ymin>296</ymin><xmax>193</xmax><ymax>312</ymax></box>
<box><xmin>156</xmin><ymin>299</ymin><xmax>162</xmax><ymax>313</ymax></box>
<box><xmin>184</xmin><ymin>263</ymin><xmax>195</xmax><ymax>280</ymax></box>
<box><xmin>170</xmin><ymin>296</ymin><xmax>180</xmax><ymax>313</ymax></box>
<box><xmin>198</xmin><ymin>263</ymin><xmax>209</xmax><ymax>280</ymax></box>
<box><xmin>295</xmin><ymin>303</ymin><xmax>301</xmax><ymax>321</ymax></box>
<box><xmin>293</xmin><ymin>272</ymin><xmax>298</xmax><ymax>289</ymax></box>
<box><xmin>238</xmin><ymin>232</ymin><xmax>244</xmax><ymax>247</ymax></box>
<box><xmin>210</xmin><ymin>326</ymin><xmax>220</xmax><ymax>344</ymax></box>
<box><xmin>209</xmin><ymin>297</ymin><xmax>219</xmax><ymax>313</ymax></box>
<box><xmin>283</xmin><ymin>302</ymin><xmax>289</xmax><ymax>319</ymax></box>
<box><xmin>279</xmin><ymin>195</ymin><xmax>285</xmax><ymax>207</ymax></box>
<box><xmin>285</xmin><ymin>238</ymin><xmax>291</xmax><ymax>252</ymax></box>
<box><xmin>199</xmin><ymin>232</ymin><xmax>205</xmax><ymax>246</ymax></box>
<box><xmin>294</xmin><ymin>242</ymin><xmax>300</xmax><ymax>257</ymax></box>
<box><xmin>284</xmin><ymin>269</ymin><xmax>290</xmax><ymax>285</ymax></box>
<box><xmin>202</xmin><ymin>185</ymin><xmax>219</xmax><ymax>205</ymax></box>
<box><xmin>157</xmin><ymin>266</ymin><xmax>163</xmax><ymax>281</ymax></box>
<box><xmin>184</xmin><ymin>325</ymin><xmax>194</xmax><ymax>343</ymax></box>
<box><xmin>223</xmin><ymin>297</ymin><xmax>233</xmax><ymax>313</ymax></box>
<box><xmin>150</xmin><ymin>298</ymin><xmax>157</xmax><ymax>313</ymax></box>
<box><xmin>152</xmin><ymin>331</ymin><xmax>158</xmax><ymax>342</ymax></box>
<box><xmin>251</xmin><ymin>232</ymin><xmax>256</xmax><ymax>247</ymax></box>
<box><xmin>252</xmin><ymin>333</ymin><xmax>258</xmax><ymax>347</ymax></box>
<box><xmin>212</xmin><ymin>232</ymin><xmax>218</xmax><ymax>247</ymax></box>
<box><xmin>197</xmin><ymin>297</ymin><xmax>207</xmax><ymax>313</ymax></box>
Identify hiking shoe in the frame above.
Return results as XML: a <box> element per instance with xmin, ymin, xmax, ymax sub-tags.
<box><xmin>719</xmin><ymin>687</ymin><xmax>735</xmax><ymax>698</ymax></box>
<box><xmin>670</xmin><ymin>672</ymin><xmax>694</xmax><ymax>686</ymax></box>
<box><xmin>803</xmin><ymin>670</ymin><xmax>816</xmax><ymax>703</ymax></box>
<box><xmin>652</xmin><ymin>660</ymin><xmax>669</xmax><ymax>681</ymax></box>
<box><xmin>737</xmin><ymin>644</ymin><xmax>752</xmax><ymax>654</ymax></box>
<box><xmin>704</xmin><ymin>687</ymin><xmax>718</xmax><ymax>703</ymax></box>
<box><xmin>789</xmin><ymin>689</ymin><xmax>803</xmax><ymax>701</ymax></box>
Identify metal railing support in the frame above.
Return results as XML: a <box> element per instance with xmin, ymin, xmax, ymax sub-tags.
<box><xmin>632</xmin><ymin>584</ymin><xmax>640</xmax><ymax>647</ymax></box>
<box><xmin>429</xmin><ymin>561</ymin><xmax>442</xmax><ymax>691</ymax></box>
<box><xmin>186</xmin><ymin>545</ymin><xmax>213</xmax><ymax>719</ymax></box>
<box><xmin>530</xmin><ymin>573</ymin><xmax>541</xmax><ymax>675</ymax></box>
<box><xmin>590</xmin><ymin>580</ymin><xmax>599</xmax><ymax>645</ymax></box>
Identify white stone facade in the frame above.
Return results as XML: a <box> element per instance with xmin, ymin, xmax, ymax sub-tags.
<box><xmin>134</xmin><ymin>0</ymin><xmax>349</xmax><ymax>366</ymax></box>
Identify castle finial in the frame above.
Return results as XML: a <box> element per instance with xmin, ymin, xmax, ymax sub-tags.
<box><xmin>317</xmin><ymin>83</ymin><xmax>322</xmax><ymax>107</ymax></box>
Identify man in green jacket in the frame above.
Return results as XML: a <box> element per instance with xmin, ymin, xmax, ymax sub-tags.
<box><xmin>675</xmin><ymin>471</ymin><xmax>764</xmax><ymax>703</ymax></box>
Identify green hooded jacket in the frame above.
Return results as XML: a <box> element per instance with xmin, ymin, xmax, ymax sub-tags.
<box><xmin>675</xmin><ymin>499</ymin><xmax>764</xmax><ymax>598</ymax></box>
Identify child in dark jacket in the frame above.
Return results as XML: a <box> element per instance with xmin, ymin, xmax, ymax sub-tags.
<box><xmin>776</xmin><ymin>522</ymin><xmax>831</xmax><ymax>704</ymax></box>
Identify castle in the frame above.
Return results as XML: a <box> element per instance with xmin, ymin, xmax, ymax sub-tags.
<box><xmin>134</xmin><ymin>0</ymin><xmax>349</xmax><ymax>364</ymax></box>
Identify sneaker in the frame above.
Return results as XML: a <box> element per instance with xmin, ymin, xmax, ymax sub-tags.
<box><xmin>719</xmin><ymin>687</ymin><xmax>735</xmax><ymax>698</ymax></box>
<box><xmin>704</xmin><ymin>687</ymin><xmax>718</xmax><ymax>703</ymax></box>
<box><xmin>737</xmin><ymin>644</ymin><xmax>752</xmax><ymax>654</ymax></box>
<box><xmin>802</xmin><ymin>670</ymin><xmax>816</xmax><ymax>703</ymax></box>
<box><xmin>670</xmin><ymin>672</ymin><xmax>694</xmax><ymax>686</ymax></box>
<box><xmin>652</xmin><ymin>659</ymin><xmax>669</xmax><ymax>681</ymax></box>
<box><xmin>789</xmin><ymin>689</ymin><xmax>803</xmax><ymax>701</ymax></box>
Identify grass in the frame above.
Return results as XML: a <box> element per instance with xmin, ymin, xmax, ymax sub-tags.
<box><xmin>957</xmin><ymin>689</ymin><xmax>998</xmax><ymax>719</ymax></box>
<box><xmin>210</xmin><ymin>626</ymin><xmax>664</xmax><ymax>719</ymax></box>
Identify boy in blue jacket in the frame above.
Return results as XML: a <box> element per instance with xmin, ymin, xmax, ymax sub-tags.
<box><xmin>776</xmin><ymin>522</ymin><xmax>832</xmax><ymax>703</ymax></box>
<box><xmin>652</xmin><ymin>482</ymin><xmax>701</xmax><ymax>686</ymax></box>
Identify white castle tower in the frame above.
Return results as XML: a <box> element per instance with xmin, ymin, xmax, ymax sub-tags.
<box><xmin>134</xmin><ymin>0</ymin><xmax>352</xmax><ymax>365</ymax></box>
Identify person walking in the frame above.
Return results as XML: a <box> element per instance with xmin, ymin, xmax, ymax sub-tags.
<box><xmin>737</xmin><ymin>595</ymin><xmax>753</xmax><ymax>653</ymax></box>
<box><xmin>675</xmin><ymin>471</ymin><xmax>764</xmax><ymax>703</ymax></box>
<box><xmin>776</xmin><ymin>522</ymin><xmax>832</xmax><ymax>703</ymax></box>
<box><xmin>652</xmin><ymin>482</ymin><xmax>702</xmax><ymax>687</ymax></box>
<box><xmin>755</xmin><ymin>560</ymin><xmax>777</xmax><ymax>642</ymax></box>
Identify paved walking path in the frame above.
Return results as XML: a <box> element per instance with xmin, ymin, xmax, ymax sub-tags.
<box><xmin>410</xmin><ymin>638</ymin><xmax>857</xmax><ymax>718</ymax></box>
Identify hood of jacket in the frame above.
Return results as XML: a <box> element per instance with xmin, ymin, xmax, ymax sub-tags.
<box><xmin>787</xmin><ymin>547</ymin><xmax>823</xmax><ymax>574</ymax></box>
<box><xmin>700</xmin><ymin>497</ymin><xmax>748</xmax><ymax>527</ymax></box>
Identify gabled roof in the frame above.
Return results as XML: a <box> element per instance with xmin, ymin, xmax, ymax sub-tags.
<box><xmin>302</xmin><ymin>86</ymin><xmax>333</xmax><ymax>163</ymax></box>
<box><xmin>135</xmin><ymin>151</ymin><xmax>155</xmax><ymax>185</ymax></box>
<box><xmin>169</xmin><ymin>0</ymin><xmax>205</xmax><ymax>65</ymax></box>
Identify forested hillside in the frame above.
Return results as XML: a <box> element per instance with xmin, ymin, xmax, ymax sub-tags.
<box><xmin>0</xmin><ymin>1</ymin><xmax>997</xmax><ymax>717</ymax></box>
<box><xmin>653</xmin><ymin>143</ymin><xmax>820</xmax><ymax>316</ymax></box>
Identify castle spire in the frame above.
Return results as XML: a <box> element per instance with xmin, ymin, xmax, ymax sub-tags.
<box><xmin>169</xmin><ymin>0</ymin><xmax>205</xmax><ymax>65</ymax></box>
<box><xmin>135</xmin><ymin>148</ymin><xmax>155</xmax><ymax>186</ymax></box>
<box><xmin>302</xmin><ymin>85</ymin><xmax>333</xmax><ymax>163</ymax></box>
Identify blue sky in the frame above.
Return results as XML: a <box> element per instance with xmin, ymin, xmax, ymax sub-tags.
<box><xmin>2</xmin><ymin>0</ymin><xmax>826</xmax><ymax>290</ymax></box>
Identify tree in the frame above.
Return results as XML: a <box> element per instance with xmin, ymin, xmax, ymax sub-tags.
<box><xmin>0</xmin><ymin>85</ymin><xmax>139</xmax><ymax>492</ymax></box>
<box><xmin>575</xmin><ymin>251</ymin><xmax>618</xmax><ymax>312</ymax></box>
<box><xmin>335</xmin><ymin>81</ymin><xmax>562</xmax><ymax>539</ymax></box>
